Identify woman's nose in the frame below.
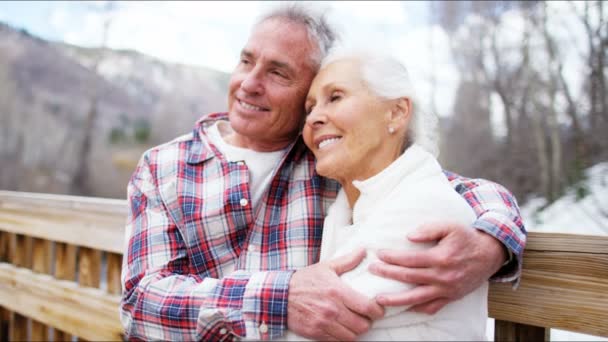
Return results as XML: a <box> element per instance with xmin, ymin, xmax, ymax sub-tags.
<box><xmin>305</xmin><ymin>106</ymin><xmax>327</xmax><ymax>128</ymax></box>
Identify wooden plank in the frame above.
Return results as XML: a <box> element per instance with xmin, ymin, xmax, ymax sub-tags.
<box><xmin>0</xmin><ymin>233</ymin><xmax>8</xmax><ymax>342</ymax></box>
<box><xmin>489</xmin><ymin>252</ymin><xmax>608</xmax><ymax>336</ymax></box>
<box><xmin>0</xmin><ymin>190</ymin><xmax>127</xmax><ymax>215</ymax></box>
<box><xmin>0</xmin><ymin>206</ymin><xmax>126</xmax><ymax>254</ymax></box>
<box><xmin>0</xmin><ymin>262</ymin><xmax>122</xmax><ymax>341</ymax></box>
<box><xmin>31</xmin><ymin>238</ymin><xmax>52</xmax><ymax>341</ymax></box>
<box><xmin>526</xmin><ymin>232</ymin><xmax>608</xmax><ymax>254</ymax></box>
<box><xmin>54</xmin><ymin>242</ymin><xmax>77</xmax><ymax>341</ymax></box>
<box><xmin>8</xmin><ymin>233</ymin><xmax>31</xmax><ymax>341</ymax></box>
<box><xmin>106</xmin><ymin>253</ymin><xmax>123</xmax><ymax>295</ymax></box>
<box><xmin>494</xmin><ymin>320</ymin><xmax>548</xmax><ymax>341</ymax></box>
<box><xmin>78</xmin><ymin>247</ymin><xmax>101</xmax><ymax>289</ymax></box>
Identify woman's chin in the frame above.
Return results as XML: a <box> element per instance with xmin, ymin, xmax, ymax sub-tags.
<box><xmin>315</xmin><ymin>163</ymin><xmax>342</xmax><ymax>183</ymax></box>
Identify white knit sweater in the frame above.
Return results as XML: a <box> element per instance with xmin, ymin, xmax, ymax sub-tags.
<box><xmin>284</xmin><ymin>144</ymin><xmax>488</xmax><ymax>341</ymax></box>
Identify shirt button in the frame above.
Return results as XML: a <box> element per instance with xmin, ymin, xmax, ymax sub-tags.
<box><xmin>248</xmin><ymin>245</ymin><xmax>256</xmax><ymax>252</ymax></box>
<box><xmin>240</xmin><ymin>198</ymin><xmax>249</xmax><ymax>207</ymax></box>
<box><xmin>219</xmin><ymin>328</ymin><xmax>227</xmax><ymax>335</ymax></box>
<box><xmin>236</xmin><ymin>161</ymin><xmax>245</xmax><ymax>166</ymax></box>
<box><xmin>259</xmin><ymin>322</ymin><xmax>268</xmax><ymax>334</ymax></box>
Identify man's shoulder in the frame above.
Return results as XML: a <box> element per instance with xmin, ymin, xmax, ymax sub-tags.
<box><xmin>140</xmin><ymin>112</ymin><xmax>227</xmax><ymax>162</ymax></box>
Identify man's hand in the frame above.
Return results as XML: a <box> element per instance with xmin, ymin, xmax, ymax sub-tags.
<box><xmin>370</xmin><ymin>222</ymin><xmax>507</xmax><ymax>315</ymax></box>
<box><xmin>287</xmin><ymin>248</ymin><xmax>385</xmax><ymax>341</ymax></box>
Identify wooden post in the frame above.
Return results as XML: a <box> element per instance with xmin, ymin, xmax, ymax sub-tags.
<box><xmin>0</xmin><ymin>232</ymin><xmax>8</xmax><ymax>341</ymax></box>
<box><xmin>106</xmin><ymin>253</ymin><xmax>122</xmax><ymax>296</ymax></box>
<box><xmin>8</xmin><ymin>234</ymin><xmax>32</xmax><ymax>341</ymax></box>
<box><xmin>78</xmin><ymin>246</ymin><xmax>101</xmax><ymax>288</ymax></box>
<box><xmin>495</xmin><ymin>320</ymin><xmax>549</xmax><ymax>342</ymax></box>
<box><xmin>31</xmin><ymin>238</ymin><xmax>52</xmax><ymax>341</ymax></box>
<box><xmin>54</xmin><ymin>242</ymin><xmax>77</xmax><ymax>341</ymax></box>
<box><xmin>76</xmin><ymin>246</ymin><xmax>101</xmax><ymax>342</ymax></box>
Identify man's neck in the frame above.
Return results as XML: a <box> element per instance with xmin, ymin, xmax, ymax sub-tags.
<box><xmin>223</xmin><ymin>131</ymin><xmax>294</xmax><ymax>152</ymax></box>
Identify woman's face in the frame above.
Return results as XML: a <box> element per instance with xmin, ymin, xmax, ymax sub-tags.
<box><xmin>303</xmin><ymin>59</ymin><xmax>403</xmax><ymax>183</ymax></box>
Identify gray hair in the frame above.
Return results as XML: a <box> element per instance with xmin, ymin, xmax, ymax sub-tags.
<box><xmin>321</xmin><ymin>47</ymin><xmax>440</xmax><ymax>157</ymax></box>
<box><xmin>255</xmin><ymin>2</ymin><xmax>339</xmax><ymax>69</ymax></box>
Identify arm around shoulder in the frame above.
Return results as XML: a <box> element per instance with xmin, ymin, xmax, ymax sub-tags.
<box><xmin>445</xmin><ymin>171</ymin><xmax>527</xmax><ymax>286</ymax></box>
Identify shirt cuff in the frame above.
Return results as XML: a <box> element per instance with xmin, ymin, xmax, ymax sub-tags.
<box><xmin>241</xmin><ymin>270</ymin><xmax>294</xmax><ymax>340</ymax></box>
<box><xmin>471</xmin><ymin>212</ymin><xmax>525</xmax><ymax>288</ymax></box>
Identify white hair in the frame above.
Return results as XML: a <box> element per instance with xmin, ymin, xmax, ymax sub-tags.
<box><xmin>255</xmin><ymin>2</ymin><xmax>339</xmax><ymax>69</ymax></box>
<box><xmin>322</xmin><ymin>47</ymin><xmax>440</xmax><ymax>157</ymax></box>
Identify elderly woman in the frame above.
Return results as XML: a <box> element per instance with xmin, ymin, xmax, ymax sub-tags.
<box><xmin>287</xmin><ymin>48</ymin><xmax>489</xmax><ymax>341</ymax></box>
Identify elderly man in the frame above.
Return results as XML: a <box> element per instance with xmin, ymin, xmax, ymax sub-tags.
<box><xmin>121</xmin><ymin>3</ymin><xmax>525</xmax><ymax>341</ymax></box>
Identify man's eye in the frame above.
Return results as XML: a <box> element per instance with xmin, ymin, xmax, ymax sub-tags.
<box><xmin>271</xmin><ymin>70</ymin><xmax>287</xmax><ymax>78</ymax></box>
<box><xmin>241</xmin><ymin>59</ymin><xmax>250</xmax><ymax>65</ymax></box>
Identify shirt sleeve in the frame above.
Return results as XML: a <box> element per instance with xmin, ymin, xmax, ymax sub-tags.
<box><xmin>444</xmin><ymin>171</ymin><xmax>527</xmax><ymax>287</ymax></box>
<box><xmin>120</xmin><ymin>151</ymin><xmax>293</xmax><ymax>341</ymax></box>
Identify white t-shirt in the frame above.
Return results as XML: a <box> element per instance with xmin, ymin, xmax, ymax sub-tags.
<box><xmin>207</xmin><ymin>121</ymin><xmax>286</xmax><ymax>212</ymax></box>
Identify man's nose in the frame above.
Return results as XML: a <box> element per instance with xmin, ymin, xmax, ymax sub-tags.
<box><xmin>240</xmin><ymin>69</ymin><xmax>264</xmax><ymax>95</ymax></box>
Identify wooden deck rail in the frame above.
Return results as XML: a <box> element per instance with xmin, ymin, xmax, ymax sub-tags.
<box><xmin>0</xmin><ymin>190</ymin><xmax>607</xmax><ymax>341</ymax></box>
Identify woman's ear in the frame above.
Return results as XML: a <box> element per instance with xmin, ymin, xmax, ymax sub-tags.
<box><xmin>389</xmin><ymin>97</ymin><xmax>411</xmax><ymax>131</ymax></box>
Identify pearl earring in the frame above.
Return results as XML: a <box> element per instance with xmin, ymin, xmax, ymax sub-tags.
<box><xmin>388</xmin><ymin>126</ymin><xmax>395</xmax><ymax>134</ymax></box>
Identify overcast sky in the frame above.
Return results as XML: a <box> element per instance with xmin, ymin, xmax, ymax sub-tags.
<box><xmin>0</xmin><ymin>1</ymin><xmax>461</xmax><ymax>116</ymax></box>
<box><xmin>0</xmin><ymin>1</ymin><xmax>589</xmax><ymax>120</ymax></box>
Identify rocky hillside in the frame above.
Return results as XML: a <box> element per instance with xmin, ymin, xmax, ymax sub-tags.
<box><xmin>0</xmin><ymin>22</ymin><xmax>229</xmax><ymax>198</ymax></box>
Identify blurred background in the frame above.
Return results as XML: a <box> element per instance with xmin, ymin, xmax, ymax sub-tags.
<box><xmin>0</xmin><ymin>0</ymin><xmax>606</xmax><ymax>236</ymax></box>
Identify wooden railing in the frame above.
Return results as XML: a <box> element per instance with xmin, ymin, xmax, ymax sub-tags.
<box><xmin>0</xmin><ymin>190</ymin><xmax>607</xmax><ymax>341</ymax></box>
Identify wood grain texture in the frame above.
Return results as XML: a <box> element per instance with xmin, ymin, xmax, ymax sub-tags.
<box><xmin>8</xmin><ymin>234</ymin><xmax>31</xmax><ymax>341</ymax></box>
<box><xmin>54</xmin><ymin>242</ymin><xmax>77</xmax><ymax>341</ymax></box>
<box><xmin>0</xmin><ymin>262</ymin><xmax>122</xmax><ymax>341</ymax></box>
<box><xmin>0</xmin><ymin>191</ymin><xmax>126</xmax><ymax>254</ymax></box>
<box><xmin>489</xmin><ymin>235</ymin><xmax>608</xmax><ymax>337</ymax></box>
<box><xmin>494</xmin><ymin>320</ymin><xmax>549</xmax><ymax>342</ymax></box>
<box><xmin>31</xmin><ymin>238</ymin><xmax>52</xmax><ymax>341</ymax></box>
<box><xmin>106</xmin><ymin>253</ymin><xmax>123</xmax><ymax>295</ymax></box>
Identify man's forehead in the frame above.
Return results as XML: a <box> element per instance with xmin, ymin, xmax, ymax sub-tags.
<box><xmin>242</xmin><ymin>20</ymin><xmax>316</xmax><ymax>71</ymax></box>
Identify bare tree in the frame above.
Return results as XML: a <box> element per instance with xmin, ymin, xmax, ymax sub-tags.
<box><xmin>72</xmin><ymin>2</ymin><xmax>116</xmax><ymax>195</ymax></box>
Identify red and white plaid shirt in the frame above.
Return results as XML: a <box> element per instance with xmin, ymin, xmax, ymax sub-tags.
<box><xmin>121</xmin><ymin>113</ymin><xmax>526</xmax><ymax>341</ymax></box>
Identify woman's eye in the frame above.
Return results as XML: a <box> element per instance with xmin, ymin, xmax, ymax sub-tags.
<box><xmin>305</xmin><ymin>105</ymin><xmax>314</xmax><ymax>115</ymax></box>
<box><xmin>330</xmin><ymin>93</ymin><xmax>342</xmax><ymax>102</ymax></box>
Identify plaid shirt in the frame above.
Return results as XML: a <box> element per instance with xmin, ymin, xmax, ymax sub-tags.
<box><xmin>121</xmin><ymin>113</ymin><xmax>526</xmax><ymax>341</ymax></box>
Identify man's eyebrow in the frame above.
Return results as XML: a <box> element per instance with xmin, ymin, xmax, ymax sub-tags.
<box><xmin>268</xmin><ymin>60</ymin><xmax>294</xmax><ymax>74</ymax></box>
<box><xmin>240</xmin><ymin>49</ymin><xmax>254</xmax><ymax>59</ymax></box>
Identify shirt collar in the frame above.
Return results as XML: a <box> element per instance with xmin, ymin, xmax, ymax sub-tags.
<box><xmin>186</xmin><ymin>112</ymin><xmax>311</xmax><ymax>165</ymax></box>
<box><xmin>186</xmin><ymin>112</ymin><xmax>228</xmax><ymax>164</ymax></box>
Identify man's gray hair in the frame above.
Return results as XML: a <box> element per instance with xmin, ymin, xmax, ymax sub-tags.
<box><xmin>256</xmin><ymin>2</ymin><xmax>339</xmax><ymax>69</ymax></box>
<box><xmin>322</xmin><ymin>47</ymin><xmax>440</xmax><ymax>157</ymax></box>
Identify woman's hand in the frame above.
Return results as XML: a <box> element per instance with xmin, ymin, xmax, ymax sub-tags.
<box><xmin>369</xmin><ymin>222</ymin><xmax>507</xmax><ymax>314</ymax></box>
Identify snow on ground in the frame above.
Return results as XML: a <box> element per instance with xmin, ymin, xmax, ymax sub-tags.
<box><xmin>521</xmin><ymin>162</ymin><xmax>608</xmax><ymax>236</ymax></box>
<box><xmin>490</xmin><ymin>162</ymin><xmax>608</xmax><ymax>341</ymax></box>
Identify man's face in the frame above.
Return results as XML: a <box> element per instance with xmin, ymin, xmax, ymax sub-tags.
<box><xmin>227</xmin><ymin>18</ymin><xmax>318</xmax><ymax>151</ymax></box>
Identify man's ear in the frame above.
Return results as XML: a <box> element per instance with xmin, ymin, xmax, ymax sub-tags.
<box><xmin>389</xmin><ymin>97</ymin><xmax>411</xmax><ymax>131</ymax></box>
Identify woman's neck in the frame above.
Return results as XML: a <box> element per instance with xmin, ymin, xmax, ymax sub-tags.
<box><xmin>342</xmin><ymin>181</ymin><xmax>361</xmax><ymax>209</ymax></box>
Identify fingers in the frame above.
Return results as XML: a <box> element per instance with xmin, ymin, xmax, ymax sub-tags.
<box><xmin>408</xmin><ymin>298</ymin><xmax>450</xmax><ymax>315</ymax></box>
<box><xmin>408</xmin><ymin>222</ymin><xmax>460</xmax><ymax>242</ymax></box>
<box><xmin>324</xmin><ymin>320</ymin><xmax>359</xmax><ymax>341</ymax></box>
<box><xmin>339</xmin><ymin>285</ymin><xmax>385</xmax><ymax>321</ymax></box>
<box><xmin>369</xmin><ymin>260</ymin><xmax>437</xmax><ymax>284</ymax></box>
<box><xmin>375</xmin><ymin>248</ymin><xmax>437</xmax><ymax>268</ymax></box>
<box><xmin>327</xmin><ymin>248</ymin><xmax>367</xmax><ymax>275</ymax></box>
<box><xmin>375</xmin><ymin>285</ymin><xmax>441</xmax><ymax>307</ymax></box>
<box><xmin>332</xmin><ymin>308</ymin><xmax>373</xmax><ymax>338</ymax></box>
